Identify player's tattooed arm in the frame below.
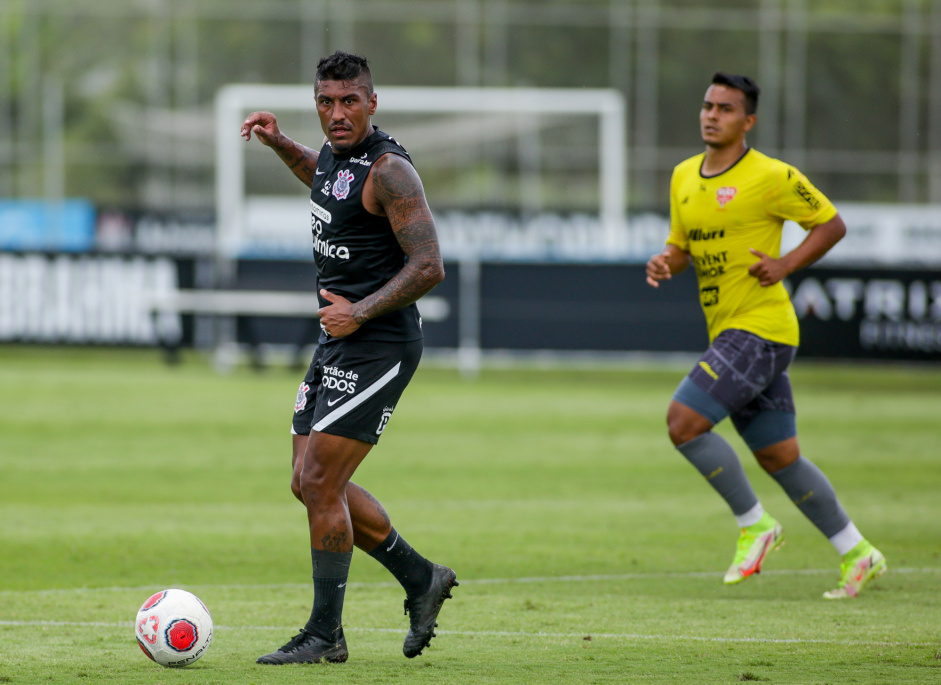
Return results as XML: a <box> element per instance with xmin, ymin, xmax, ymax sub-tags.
<box><xmin>351</xmin><ymin>155</ymin><xmax>445</xmax><ymax>325</ymax></box>
<box><xmin>240</xmin><ymin>110</ymin><xmax>320</xmax><ymax>188</ymax></box>
<box><xmin>274</xmin><ymin>142</ymin><xmax>320</xmax><ymax>189</ymax></box>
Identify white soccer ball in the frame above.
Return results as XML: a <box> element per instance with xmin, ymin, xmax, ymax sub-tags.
<box><xmin>135</xmin><ymin>589</ymin><xmax>213</xmax><ymax>667</ymax></box>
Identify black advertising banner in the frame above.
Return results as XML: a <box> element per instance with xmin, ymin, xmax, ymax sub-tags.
<box><xmin>436</xmin><ymin>263</ymin><xmax>941</xmax><ymax>361</ymax></box>
<box><xmin>788</xmin><ymin>267</ymin><xmax>941</xmax><ymax>361</ymax></box>
<box><xmin>476</xmin><ymin>262</ymin><xmax>706</xmax><ymax>352</ymax></box>
<box><xmin>1</xmin><ymin>255</ymin><xmax>937</xmax><ymax>362</ymax></box>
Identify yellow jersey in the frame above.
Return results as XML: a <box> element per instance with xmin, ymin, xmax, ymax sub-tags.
<box><xmin>666</xmin><ymin>148</ymin><xmax>837</xmax><ymax>346</ymax></box>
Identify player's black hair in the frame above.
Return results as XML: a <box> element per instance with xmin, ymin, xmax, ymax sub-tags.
<box><xmin>711</xmin><ymin>72</ymin><xmax>760</xmax><ymax>115</ymax></box>
<box><xmin>316</xmin><ymin>51</ymin><xmax>373</xmax><ymax>94</ymax></box>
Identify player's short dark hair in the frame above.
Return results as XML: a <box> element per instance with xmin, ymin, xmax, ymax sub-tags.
<box><xmin>316</xmin><ymin>51</ymin><xmax>373</xmax><ymax>93</ymax></box>
<box><xmin>711</xmin><ymin>72</ymin><xmax>760</xmax><ymax>115</ymax></box>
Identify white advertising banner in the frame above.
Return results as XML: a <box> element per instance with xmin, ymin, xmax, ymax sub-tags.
<box><xmin>0</xmin><ymin>254</ymin><xmax>181</xmax><ymax>345</ymax></box>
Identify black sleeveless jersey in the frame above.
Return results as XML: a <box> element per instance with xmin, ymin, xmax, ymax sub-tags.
<box><xmin>310</xmin><ymin>126</ymin><xmax>423</xmax><ymax>343</ymax></box>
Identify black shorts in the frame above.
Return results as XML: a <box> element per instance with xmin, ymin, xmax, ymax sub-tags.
<box><xmin>292</xmin><ymin>339</ymin><xmax>423</xmax><ymax>444</ymax></box>
<box><xmin>673</xmin><ymin>328</ymin><xmax>798</xmax><ymax>450</ymax></box>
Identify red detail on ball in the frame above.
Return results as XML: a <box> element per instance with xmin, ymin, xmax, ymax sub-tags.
<box><xmin>165</xmin><ymin>619</ymin><xmax>198</xmax><ymax>652</ymax></box>
<box><xmin>140</xmin><ymin>591</ymin><xmax>167</xmax><ymax>611</ymax></box>
<box><xmin>137</xmin><ymin>615</ymin><xmax>159</xmax><ymax>645</ymax></box>
<box><xmin>137</xmin><ymin>638</ymin><xmax>156</xmax><ymax>661</ymax></box>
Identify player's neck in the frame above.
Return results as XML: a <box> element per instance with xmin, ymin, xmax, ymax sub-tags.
<box><xmin>701</xmin><ymin>140</ymin><xmax>749</xmax><ymax>177</ymax></box>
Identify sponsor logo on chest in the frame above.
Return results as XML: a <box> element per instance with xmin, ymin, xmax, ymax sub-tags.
<box><xmin>310</xmin><ymin>200</ymin><xmax>331</xmax><ymax>223</ymax></box>
<box><xmin>689</xmin><ymin>228</ymin><xmax>725</xmax><ymax>241</ymax></box>
<box><xmin>310</xmin><ymin>199</ymin><xmax>350</xmax><ymax>260</ymax></box>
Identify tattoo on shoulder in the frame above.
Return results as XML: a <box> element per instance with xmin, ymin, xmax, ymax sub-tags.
<box><xmin>371</xmin><ymin>156</ymin><xmax>425</xmax><ymax>207</ymax></box>
<box><xmin>372</xmin><ymin>156</ymin><xmax>436</xmax><ymax>241</ymax></box>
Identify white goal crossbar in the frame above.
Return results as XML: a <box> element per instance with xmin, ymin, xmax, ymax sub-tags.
<box><xmin>215</xmin><ymin>85</ymin><xmax>627</xmax><ymax>259</ymax></box>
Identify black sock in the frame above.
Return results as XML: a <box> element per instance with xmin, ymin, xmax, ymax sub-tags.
<box><xmin>367</xmin><ymin>528</ymin><xmax>434</xmax><ymax>598</ymax></box>
<box><xmin>304</xmin><ymin>548</ymin><xmax>352</xmax><ymax>642</ymax></box>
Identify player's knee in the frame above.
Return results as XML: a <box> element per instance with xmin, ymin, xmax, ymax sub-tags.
<box><xmin>297</xmin><ymin>468</ymin><xmax>326</xmax><ymax>500</ymax></box>
<box><xmin>297</xmin><ymin>464</ymin><xmax>343</xmax><ymax>507</ymax></box>
<box><xmin>752</xmin><ymin>437</ymin><xmax>800</xmax><ymax>473</ymax></box>
<box><xmin>290</xmin><ymin>475</ymin><xmax>303</xmax><ymax>503</ymax></box>
<box><xmin>667</xmin><ymin>420</ymin><xmax>701</xmax><ymax>447</ymax></box>
<box><xmin>666</xmin><ymin>406</ymin><xmax>708</xmax><ymax>446</ymax></box>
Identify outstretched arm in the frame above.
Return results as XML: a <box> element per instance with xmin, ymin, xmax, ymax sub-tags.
<box><xmin>240</xmin><ymin>110</ymin><xmax>320</xmax><ymax>188</ymax></box>
<box><xmin>317</xmin><ymin>154</ymin><xmax>445</xmax><ymax>338</ymax></box>
<box><xmin>748</xmin><ymin>213</ymin><xmax>846</xmax><ymax>287</ymax></box>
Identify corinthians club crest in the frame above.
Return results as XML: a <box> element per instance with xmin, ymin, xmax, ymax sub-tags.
<box><xmin>295</xmin><ymin>382</ymin><xmax>310</xmax><ymax>412</ymax></box>
<box><xmin>332</xmin><ymin>169</ymin><xmax>354</xmax><ymax>200</ymax></box>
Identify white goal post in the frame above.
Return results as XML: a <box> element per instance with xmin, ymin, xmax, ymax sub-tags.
<box><xmin>213</xmin><ymin>85</ymin><xmax>627</xmax><ymax>374</ymax></box>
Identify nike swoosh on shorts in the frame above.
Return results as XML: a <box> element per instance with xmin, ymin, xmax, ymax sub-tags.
<box><xmin>312</xmin><ymin>363</ymin><xmax>401</xmax><ymax>433</ymax></box>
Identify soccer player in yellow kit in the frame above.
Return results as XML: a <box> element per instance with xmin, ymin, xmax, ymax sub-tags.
<box><xmin>646</xmin><ymin>72</ymin><xmax>886</xmax><ymax>599</ymax></box>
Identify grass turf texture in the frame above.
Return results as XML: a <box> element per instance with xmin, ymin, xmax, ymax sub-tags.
<box><xmin>1</xmin><ymin>345</ymin><xmax>939</xmax><ymax>684</ymax></box>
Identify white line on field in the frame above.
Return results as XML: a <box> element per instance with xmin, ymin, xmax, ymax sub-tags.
<box><xmin>0</xmin><ymin>620</ymin><xmax>933</xmax><ymax>648</ymax></box>
<box><xmin>0</xmin><ymin>566</ymin><xmax>936</xmax><ymax>596</ymax></box>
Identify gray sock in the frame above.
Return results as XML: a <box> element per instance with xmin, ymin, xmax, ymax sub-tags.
<box><xmin>769</xmin><ymin>456</ymin><xmax>850</xmax><ymax>538</ymax></box>
<box><xmin>677</xmin><ymin>432</ymin><xmax>759</xmax><ymax>516</ymax></box>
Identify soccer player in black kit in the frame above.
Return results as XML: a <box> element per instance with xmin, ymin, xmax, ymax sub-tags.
<box><xmin>240</xmin><ymin>51</ymin><xmax>457</xmax><ymax>665</ymax></box>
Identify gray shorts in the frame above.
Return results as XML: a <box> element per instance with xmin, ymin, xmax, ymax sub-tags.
<box><xmin>292</xmin><ymin>339</ymin><xmax>422</xmax><ymax>444</ymax></box>
<box><xmin>672</xmin><ymin>328</ymin><xmax>797</xmax><ymax>451</ymax></box>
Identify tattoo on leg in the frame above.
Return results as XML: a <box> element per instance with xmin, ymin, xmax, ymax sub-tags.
<box><xmin>320</xmin><ymin>527</ymin><xmax>351</xmax><ymax>553</ymax></box>
<box><xmin>361</xmin><ymin>488</ymin><xmax>391</xmax><ymax>527</ymax></box>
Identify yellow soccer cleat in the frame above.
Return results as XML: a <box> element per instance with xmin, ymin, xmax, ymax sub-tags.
<box><xmin>823</xmin><ymin>540</ymin><xmax>887</xmax><ymax>599</ymax></box>
<box><xmin>724</xmin><ymin>513</ymin><xmax>784</xmax><ymax>585</ymax></box>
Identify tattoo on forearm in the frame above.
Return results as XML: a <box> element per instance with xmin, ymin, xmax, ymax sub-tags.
<box><xmin>276</xmin><ymin>143</ymin><xmax>318</xmax><ymax>187</ymax></box>
<box><xmin>288</xmin><ymin>151</ymin><xmax>312</xmax><ymax>170</ymax></box>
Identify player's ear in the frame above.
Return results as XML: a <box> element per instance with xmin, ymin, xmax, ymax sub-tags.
<box><xmin>368</xmin><ymin>93</ymin><xmax>378</xmax><ymax>116</ymax></box>
<box><xmin>743</xmin><ymin>113</ymin><xmax>757</xmax><ymax>133</ymax></box>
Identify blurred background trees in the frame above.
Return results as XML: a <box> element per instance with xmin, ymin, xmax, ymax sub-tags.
<box><xmin>1</xmin><ymin>0</ymin><xmax>937</xmax><ymax>212</ymax></box>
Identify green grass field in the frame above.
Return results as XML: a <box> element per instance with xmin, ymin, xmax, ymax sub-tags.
<box><xmin>1</xmin><ymin>345</ymin><xmax>939</xmax><ymax>684</ymax></box>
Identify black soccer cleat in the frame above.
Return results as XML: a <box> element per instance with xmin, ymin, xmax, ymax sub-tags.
<box><xmin>402</xmin><ymin>563</ymin><xmax>458</xmax><ymax>658</ymax></box>
<box><xmin>256</xmin><ymin>628</ymin><xmax>349</xmax><ymax>665</ymax></box>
